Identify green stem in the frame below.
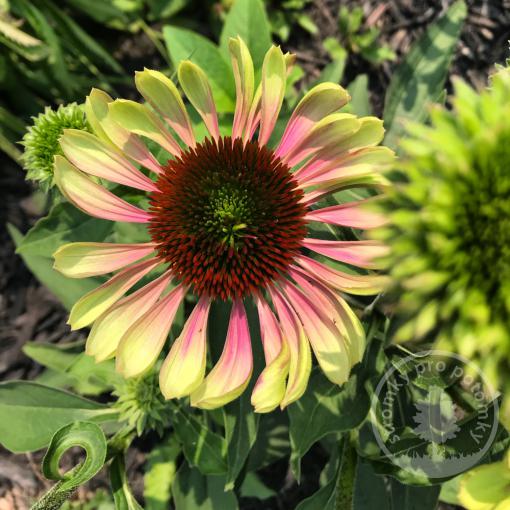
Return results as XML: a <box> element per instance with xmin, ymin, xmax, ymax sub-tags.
<box><xmin>335</xmin><ymin>439</ymin><xmax>358</xmax><ymax>510</ymax></box>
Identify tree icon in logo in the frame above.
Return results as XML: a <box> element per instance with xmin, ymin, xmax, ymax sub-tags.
<box><xmin>412</xmin><ymin>385</ymin><xmax>460</xmax><ymax>444</ymax></box>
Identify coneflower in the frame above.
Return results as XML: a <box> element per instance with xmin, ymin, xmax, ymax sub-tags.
<box><xmin>52</xmin><ymin>37</ymin><xmax>392</xmax><ymax>412</ymax></box>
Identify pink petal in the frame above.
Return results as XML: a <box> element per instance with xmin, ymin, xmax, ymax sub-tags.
<box><xmin>289</xmin><ymin>266</ymin><xmax>365</xmax><ymax>365</ymax></box>
<box><xmin>68</xmin><ymin>258</ymin><xmax>160</xmax><ymax>330</ymax></box>
<box><xmin>259</xmin><ymin>46</ymin><xmax>286</xmax><ymax>145</ymax></box>
<box><xmin>229</xmin><ymin>37</ymin><xmax>255</xmax><ymax>141</ymax></box>
<box><xmin>53</xmin><ymin>242</ymin><xmax>155</xmax><ymax>278</ymax></box>
<box><xmin>116</xmin><ymin>283</ymin><xmax>187</xmax><ymax>378</ymax></box>
<box><xmin>178</xmin><ymin>61</ymin><xmax>220</xmax><ymax>141</ymax></box>
<box><xmin>255</xmin><ymin>293</ymin><xmax>284</xmax><ymax>364</ymax></box>
<box><xmin>159</xmin><ymin>297</ymin><xmax>211</xmax><ymax>399</ymax></box>
<box><xmin>54</xmin><ymin>156</ymin><xmax>151</xmax><ymax>223</ymax></box>
<box><xmin>60</xmin><ymin>130</ymin><xmax>157</xmax><ymax>192</ymax></box>
<box><xmin>304</xmin><ymin>199</ymin><xmax>387</xmax><ymax>229</ymax></box>
<box><xmin>86</xmin><ymin>88</ymin><xmax>162</xmax><ymax>175</ymax></box>
<box><xmin>302</xmin><ymin>238</ymin><xmax>389</xmax><ymax>269</ymax></box>
<box><xmin>275</xmin><ymin>83</ymin><xmax>350</xmax><ymax>159</ymax></box>
<box><xmin>268</xmin><ymin>285</ymin><xmax>311</xmax><ymax>408</ymax></box>
<box><xmin>279</xmin><ymin>279</ymin><xmax>351</xmax><ymax>385</ymax></box>
<box><xmin>296</xmin><ymin>255</ymin><xmax>389</xmax><ymax>296</ymax></box>
<box><xmin>283</xmin><ymin>113</ymin><xmax>360</xmax><ymax>168</ymax></box>
<box><xmin>86</xmin><ymin>270</ymin><xmax>173</xmax><ymax>362</ymax></box>
<box><xmin>190</xmin><ymin>300</ymin><xmax>253</xmax><ymax>409</ymax></box>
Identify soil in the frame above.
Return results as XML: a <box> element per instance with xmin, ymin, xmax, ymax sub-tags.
<box><xmin>1</xmin><ymin>0</ymin><xmax>508</xmax><ymax>508</ymax></box>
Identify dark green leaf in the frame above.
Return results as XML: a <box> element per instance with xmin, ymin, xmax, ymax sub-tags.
<box><xmin>389</xmin><ymin>480</ymin><xmax>440</xmax><ymax>510</ymax></box>
<box><xmin>172</xmin><ymin>463</ymin><xmax>238</xmax><ymax>510</ymax></box>
<box><xmin>288</xmin><ymin>339</ymin><xmax>382</xmax><ymax>479</ymax></box>
<box><xmin>383</xmin><ymin>0</ymin><xmax>467</xmax><ymax>149</ymax></box>
<box><xmin>223</xmin><ymin>393</ymin><xmax>259</xmax><ymax>490</ymax></box>
<box><xmin>0</xmin><ymin>381</ymin><xmax>116</xmax><ymax>452</ymax></box>
<box><xmin>171</xmin><ymin>404</ymin><xmax>227</xmax><ymax>475</ymax></box>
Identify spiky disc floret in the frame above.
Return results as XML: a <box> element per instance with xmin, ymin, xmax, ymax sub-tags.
<box><xmin>22</xmin><ymin>103</ymin><xmax>90</xmax><ymax>190</ymax></box>
<box><xmin>375</xmin><ymin>70</ymin><xmax>510</xmax><ymax>414</ymax></box>
<box><xmin>149</xmin><ymin>136</ymin><xmax>307</xmax><ymax>300</ymax></box>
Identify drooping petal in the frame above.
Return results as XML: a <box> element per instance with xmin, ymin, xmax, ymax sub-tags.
<box><xmin>108</xmin><ymin>99</ymin><xmax>182</xmax><ymax>156</ymax></box>
<box><xmin>258</xmin><ymin>45</ymin><xmax>286</xmax><ymax>145</ymax></box>
<box><xmin>53</xmin><ymin>242</ymin><xmax>155</xmax><ymax>278</ymax></box>
<box><xmin>178</xmin><ymin>61</ymin><xmax>219</xmax><ymax>140</ymax></box>
<box><xmin>275</xmin><ymin>83</ymin><xmax>350</xmax><ymax>159</ymax></box>
<box><xmin>229</xmin><ymin>36</ymin><xmax>255</xmax><ymax>141</ymax></box>
<box><xmin>60</xmin><ymin>130</ymin><xmax>156</xmax><ymax>191</ymax></box>
<box><xmin>116</xmin><ymin>283</ymin><xmax>187</xmax><ymax>378</ymax></box>
<box><xmin>135</xmin><ymin>68</ymin><xmax>196</xmax><ymax>148</ymax></box>
<box><xmin>159</xmin><ymin>297</ymin><xmax>211</xmax><ymax>399</ymax></box>
<box><xmin>302</xmin><ymin>238</ymin><xmax>389</xmax><ymax>269</ymax></box>
<box><xmin>68</xmin><ymin>258</ymin><xmax>159</xmax><ymax>330</ymax></box>
<box><xmin>297</xmin><ymin>255</ymin><xmax>389</xmax><ymax>296</ymax></box>
<box><xmin>289</xmin><ymin>266</ymin><xmax>365</xmax><ymax>365</ymax></box>
<box><xmin>251</xmin><ymin>295</ymin><xmax>290</xmax><ymax>413</ymax></box>
<box><xmin>86</xmin><ymin>271</ymin><xmax>172</xmax><ymax>362</ymax></box>
<box><xmin>279</xmin><ymin>279</ymin><xmax>351</xmax><ymax>386</ymax></box>
<box><xmin>85</xmin><ymin>88</ymin><xmax>162</xmax><ymax>174</ymax></box>
<box><xmin>269</xmin><ymin>286</ymin><xmax>311</xmax><ymax>408</ymax></box>
<box><xmin>191</xmin><ymin>300</ymin><xmax>253</xmax><ymax>409</ymax></box>
<box><xmin>255</xmin><ymin>293</ymin><xmax>284</xmax><ymax>363</ymax></box>
<box><xmin>304</xmin><ymin>199</ymin><xmax>387</xmax><ymax>229</ymax></box>
<box><xmin>54</xmin><ymin>156</ymin><xmax>152</xmax><ymax>223</ymax></box>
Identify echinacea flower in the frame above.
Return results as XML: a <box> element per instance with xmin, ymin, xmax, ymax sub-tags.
<box><xmin>374</xmin><ymin>67</ymin><xmax>510</xmax><ymax>425</ymax></box>
<box><xmin>53</xmin><ymin>37</ymin><xmax>392</xmax><ymax>411</ymax></box>
<box><xmin>22</xmin><ymin>103</ymin><xmax>90</xmax><ymax>190</ymax></box>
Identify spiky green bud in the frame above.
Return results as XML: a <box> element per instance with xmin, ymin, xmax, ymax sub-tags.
<box><xmin>113</xmin><ymin>371</ymin><xmax>172</xmax><ymax>437</ymax></box>
<box><xmin>21</xmin><ymin>103</ymin><xmax>90</xmax><ymax>191</ymax></box>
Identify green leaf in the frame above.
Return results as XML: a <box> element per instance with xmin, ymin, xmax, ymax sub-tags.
<box><xmin>0</xmin><ymin>381</ymin><xmax>116</xmax><ymax>452</ymax></box>
<box><xmin>239</xmin><ymin>472</ymin><xmax>276</xmax><ymax>500</ymax></box>
<box><xmin>163</xmin><ymin>26</ymin><xmax>235</xmax><ymax>112</ymax></box>
<box><xmin>32</xmin><ymin>421</ymin><xmax>107</xmax><ymax>510</ymax></box>
<box><xmin>110</xmin><ymin>454</ymin><xmax>144</xmax><ymax>510</ymax></box>
<box><xmin>42</xmin><ymin>421</ymin><xmax>107</xmax><ymax>490</ymax></box>
<box><xmin>389</xmin><ymin>480</ymin><xmax>440</xmax><ymax>510</ymax></box>
<box><xmin>223</xmin><ymin>393</ymin><xmax>259</xmax><ymax>490</ymax></box>
<box><xmin>144</xmin><ymin>437</ymin><xmax>181</xmax><ymax>510</ymax></box>
<box><xmin>17</xmin><ymin>201</ymin><xmax>113</xmax><ymax>258</ymax></box>
<box><xmin>344</xmin><ymin>74</ymin><xmax>371</xmax><ymax>117</ymax></box>
<box><xmin>172</xmin><ymin>463</ymin><xmax>238</xmax><ymax>510</ymax></box>
<box><xmin>220</xmin><ymin>0</ymin><xmax>271</xmax><ymax>71</ymax></box>
<box><xmin>23</xmin><ymin>342</ymin><xmax>121</xmax><ymax>395</ymax></box>
<box><xmin>383</xmin><ymin>0</ymin><xmax>467</xmax><ymax>149</ymax></box>
<box><xmin>170</xmin><ymin>404</ymin><xmax>228</xmax><ymax>475</ymax></box>
<box><xmin>288</xmin><ymin>339</ymin><xmax>382</xmax><ymax>479</ymax></box>
<box><xmin>353</xmin><ymin>460</ymin><xmax>390</xmax><ymax>510</ymax></box>
<box><xmin>8</xmin><ymin>223</ymin><xmax>103</xmax><ymax>310</ymax></box>
<box><xmin>246</xmin><ymin>411</ymin><xmax>290</xmax><ymax>471</ymax></box>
